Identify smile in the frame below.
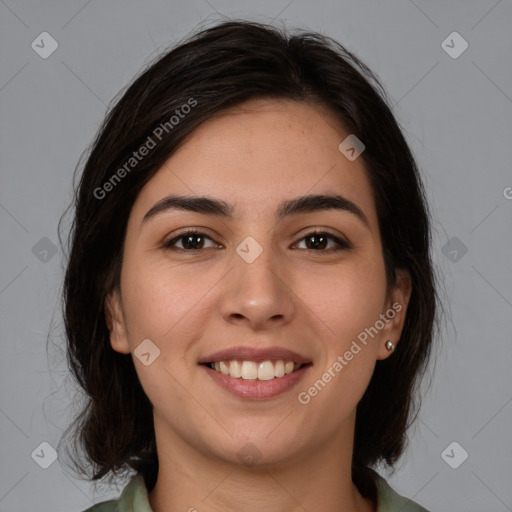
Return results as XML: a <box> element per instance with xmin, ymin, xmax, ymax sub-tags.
<box><xmin>198</xmin><ymin>345</ymin><xmax>312</xmax><ymax>399</ymax></box>
<box><xmin>205</xmin><ymin>359</ymin><xmax>304</xmax><ymax>380</ymax></box>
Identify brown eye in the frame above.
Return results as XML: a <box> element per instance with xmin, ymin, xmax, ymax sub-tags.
<box><xmin>162</xmin><ymin>229</ymin><xmax>351</xmax><ymax>254</ymax></box>
<box><xmin>163</xmin><ymin>231</ymin><xmax>219</xmax><ymax>251</ymax></box>
<box><xmin>305</xmin><ymin>233</ymin><xmax>329</xmax><ymax>250</ymax></box>
<box><xmin>296</xmin><ymin>231</ymin><xmax>352</xmax><ymax>252</ymax></box>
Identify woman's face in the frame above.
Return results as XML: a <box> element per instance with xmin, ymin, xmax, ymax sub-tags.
<box><xmin>106</xmin><ymin>98</ymin><xmax>411</xmax><ymax>467</ymax></box>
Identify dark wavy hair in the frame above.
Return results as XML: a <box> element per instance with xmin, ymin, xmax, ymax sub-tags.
<box><xmin>59</xmin><ymin>19</ymin><xmax>439</xmax><ymax>502</ymax></box>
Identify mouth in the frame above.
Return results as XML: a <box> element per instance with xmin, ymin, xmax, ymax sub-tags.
<box><xmin>198</xmin><ymin>346</ymin><xmax>312</xmax><ymax>399</ymax></box>
<box><xmin>203</xmin><ymin>359</ymin><xmax>309</xmax><ymax>380</ymax></box>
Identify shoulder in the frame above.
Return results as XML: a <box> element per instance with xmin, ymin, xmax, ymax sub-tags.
<box><xmin>375</xmin><ymin>474</ymin><xmax>431</xmax><ymax>512</ymax></box>
<box><xmin>80</xmin><ymin>474</ymin><xmax>152</xmax><ymax>512</ymax></box>
<box><xmin>81</xmin><ymin>501</ymin><xmax>117</xmax><ymax>512</ymax></box>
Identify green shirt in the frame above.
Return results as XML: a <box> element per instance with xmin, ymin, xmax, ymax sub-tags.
<box><xmin>82</xmin><ymin>473</ymin><xmax>430</xmax><ymax>511</ymax></box>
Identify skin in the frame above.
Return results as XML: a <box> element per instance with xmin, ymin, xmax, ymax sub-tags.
<box><xmin>106</xmin><ymin>98</ymin><xmax>412</xmax><ymax>512</ymax></box>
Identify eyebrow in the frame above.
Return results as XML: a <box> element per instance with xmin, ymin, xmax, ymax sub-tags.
<box><xmin>142</xmin><ymin>193</ymin><xmax>369</xmax><ymax>228</ymax></box>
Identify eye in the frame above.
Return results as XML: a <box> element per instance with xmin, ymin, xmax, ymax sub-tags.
<box><xmin>295</xmin><ymin>230</ymin><xmax>352</xmax><ymax>252</ymax></box>
<box><xmin>162</xmin><ymin>229</ymin><xmax>352</xmax><ymax>253</ymax></box>
<box><xmin>162</xmin><ymin>230</ymin><xmax>220</xmax><ymax>252</ymax></box>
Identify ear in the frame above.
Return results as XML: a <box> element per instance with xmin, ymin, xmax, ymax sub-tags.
<box><xmin>104</xmin><ymin>287</ymin><xmax>131</xmax><ymax>354</ymax></box>
<box><xmin>376</xmin><ymin>269</ymin><xmax>412</xmax><ymax>361</ymax></box>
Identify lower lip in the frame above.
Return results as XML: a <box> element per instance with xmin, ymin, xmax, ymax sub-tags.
<box><xmin>201</xmin><ymin>364</ymin><xmax>311</xmax><ymax>400</ymax></box>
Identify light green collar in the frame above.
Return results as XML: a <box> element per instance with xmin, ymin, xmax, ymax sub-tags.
<box><xmin>84</xmin><ymin>472</ymin><xmax>429</xmax><ymax>511</ymax></box>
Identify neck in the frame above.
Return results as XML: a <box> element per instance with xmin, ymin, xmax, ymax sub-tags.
<box><xmin>147</xmin><ymin>416</ymin><xmax>376</xmax><ymax>512</ymax></box>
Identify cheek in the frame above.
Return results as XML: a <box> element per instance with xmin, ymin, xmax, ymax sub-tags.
<box><xmin>302</xmin><ymin>257</ymin><xmax>387</xmax><ymax>347</ymax></box>
<box><xmin>300</xmin><ymin>256</ymin><xmax>387</xmax><ymax>414</ymax></box>
<box><xmin>117</xmin><ymin>256</ymin><xmax>215</xmax><ymax>403</ymax></box>
<box><xmin>297</xmin><ymin>264</ymin><xmax>385</xmax><ymax>420</ymax></box>
<box><xmin>119</xmin><ymin>254</ymin><xmax>222</xmax><ymax>342</ymax></box>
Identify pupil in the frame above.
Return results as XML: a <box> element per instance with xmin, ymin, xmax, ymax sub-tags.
<box><xmin>181</xmin><ymin>234</ymin><xmax>328</xmax><ymax>250</ymax></box>
<box><xmin>308</xmin><ymin>235</ymin><xmax>326</xmax><ymax>250</ymax></box>
<box><xmin>184</xmin><ymin>234</ymin><xmax>202</xmax><ymax>249</ymax></box>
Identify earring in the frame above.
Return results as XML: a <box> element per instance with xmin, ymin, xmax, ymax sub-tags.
<box><xmin>385</xmin><ymin>340</ymin><xmax>394</xmax><ymax>351</ymax></box>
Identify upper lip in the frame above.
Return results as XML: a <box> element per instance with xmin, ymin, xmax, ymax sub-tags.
<box><xmin>198</xmin><ymin>346</ymin><xmax>311</xmax><ymax>365</ymax></box>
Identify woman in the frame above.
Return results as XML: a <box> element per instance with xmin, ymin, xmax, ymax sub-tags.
<box><xmin>61</xmin><ymin>19</ymin><xmax>438</xmax><ymax>512</ymax></box>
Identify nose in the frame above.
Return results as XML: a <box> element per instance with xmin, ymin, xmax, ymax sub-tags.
<box><xmin>220</xmin><ymin>244</ymin><xmax>296</xmax><ymax>331</ymax></box>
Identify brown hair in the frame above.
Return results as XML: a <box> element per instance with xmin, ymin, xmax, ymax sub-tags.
<box><xmin>59</xmin><ymin>19</ymin><xmax>439</xmax><ymax>501</ymax></box>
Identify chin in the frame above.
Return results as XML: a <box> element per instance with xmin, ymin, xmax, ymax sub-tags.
<box><xmin>204</xmin><ymin>429</ymin><xmax>309</xmax><ymax>470</ymax></box>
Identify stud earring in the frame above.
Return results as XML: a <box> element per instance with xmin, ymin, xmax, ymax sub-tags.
<box><xmin>385</xmin><ymin>340</ymin><xmax>395</xmax><ymax>351</ymax></box>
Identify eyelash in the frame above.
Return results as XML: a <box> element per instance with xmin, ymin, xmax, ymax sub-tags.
<box><xmin>162</xmin><ymin>229</ymin><xmax>352</xmax><ymax>254</ymax></box>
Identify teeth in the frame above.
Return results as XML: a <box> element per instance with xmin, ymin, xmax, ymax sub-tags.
<box><xmin>241</xmin><ymin>361</ymin><xmax>258</xmax><ymax>380</ymax></box>
<box><xmin>258</xmin><ymin>361</ymin><xmax>275</xmax><ymax>381</ymax></box>
<box><xmin>229</xmin><ymin>359</ymin><xmax>242</xmax><ymax>378</ymax></box>
<box><xmin>219</xmin><ymin>361</ymin><xmax>229</xmax><ymax>375</ymax></box>
<box><xmin>209</xmin><ymin>359</ymin><xmax>304</xmax><ymax>380</ymax></box>
<box><xmin>274</xmin><ymin>360</ymin><xmax>285</xmax><ymax>378</ymax></box>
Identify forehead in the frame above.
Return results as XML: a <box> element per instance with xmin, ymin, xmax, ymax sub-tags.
<box><xmin>130</xmin><ymin>98</ymin><xmax>378</xmax><ymax>227</ymax></box>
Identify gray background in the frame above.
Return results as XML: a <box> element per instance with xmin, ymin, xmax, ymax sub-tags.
<box><xmin>1</xmin><ymin>0</ymin><xmax>511</xmax><ymax>511</ymax></box>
